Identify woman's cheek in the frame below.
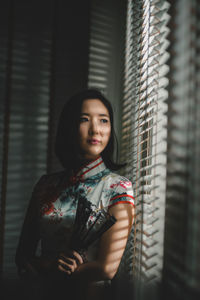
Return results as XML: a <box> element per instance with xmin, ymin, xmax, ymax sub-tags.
<box><xmin>106</xmin><ymin>127</ymin><xmax>111</xmax><ymax>139</ymax></box>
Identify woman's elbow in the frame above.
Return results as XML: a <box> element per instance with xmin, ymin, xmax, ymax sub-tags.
<box><xmin>102</xmin><ymin>264</ymin><xmax>118</xmax><ymax>280</ymax></box>
<box><xmin>104</xmin><ymin>271</ymin><xmax>116</xmax><ymax>281</ymax></box>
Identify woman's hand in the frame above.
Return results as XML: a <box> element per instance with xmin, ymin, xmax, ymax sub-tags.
<box><xmin>17</xmin><ymin>251</ymin><xmax>85</xmax><ymax>279</ymax></box>
<box><xmin>57</xmin><ymin>250</ymin><xmax>84</xmax><ymax>275</ymax></box>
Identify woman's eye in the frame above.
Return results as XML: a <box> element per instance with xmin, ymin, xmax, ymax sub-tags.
<box><xmin>100</xmin><ymin>119</ymin><xmax>109</xmax><ymax>123</ymax></box>
<box><xmin>80</xmin><ymin>117</ymin><xmax>89</xmax><ymax>122</ymax></box>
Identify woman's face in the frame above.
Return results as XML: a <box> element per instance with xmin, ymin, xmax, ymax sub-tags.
<box><xmin>78</xmin><ymin>99</ymin><xmax>111</xmax><ymax>161</ymax></box>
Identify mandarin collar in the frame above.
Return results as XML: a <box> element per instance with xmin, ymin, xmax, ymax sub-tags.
<box><xmin>69</xmin><ymin>156</ymin><xmax>106</xmax><ymax>184</ymax></box>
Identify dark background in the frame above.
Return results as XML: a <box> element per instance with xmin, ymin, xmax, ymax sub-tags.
<box><xmin>0</xmin><ymin>0</ymin><xmax>126</xmax><ymax>291</ymax></box>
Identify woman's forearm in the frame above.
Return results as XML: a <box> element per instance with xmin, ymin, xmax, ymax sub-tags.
<box><xmin>72</xmin><ymin>260</ymin><xmax>112</xmax><ymax>283</ymax></box>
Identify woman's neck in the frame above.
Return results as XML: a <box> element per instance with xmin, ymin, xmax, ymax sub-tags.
<box><xmin>72</xmin><ymin>155</ymin><xmax>100</xmax><ymax>174</ymax></box>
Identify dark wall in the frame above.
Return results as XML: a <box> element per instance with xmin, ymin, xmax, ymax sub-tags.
<box><xmin>47</xmin><ymin>0</ymin><xmax>91</xmax><ymax>172</ymax></box>
<box><xmin>0</xmin><ymin>0</ymin><xmax>90</xmax><ymax>281</ymax></box>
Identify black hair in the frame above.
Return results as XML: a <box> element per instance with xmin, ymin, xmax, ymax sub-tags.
<box><xmin>55</xmin><ymin>88</ymin><xmax>125</xmax><ymax>175</ymax></box>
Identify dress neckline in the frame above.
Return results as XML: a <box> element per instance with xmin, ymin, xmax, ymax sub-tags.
<box><xmin>69</xmin><ymin>156</ymin><xmax>107</xmax><ymax>184</ymax></box>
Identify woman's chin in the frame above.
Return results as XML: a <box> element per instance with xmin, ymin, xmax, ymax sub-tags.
<box><xmin>81</xmin><ymin>152</ymin><xmax>101</xmax><ymax>161</ymax></box>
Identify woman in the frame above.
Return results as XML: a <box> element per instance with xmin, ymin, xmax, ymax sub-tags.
<box><xmin>15</xmin><ymin>88</ymin><xmax>135</xmax><ymax>300</ymax></box>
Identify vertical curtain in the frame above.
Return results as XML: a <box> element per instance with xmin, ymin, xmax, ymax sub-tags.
<box><xmin>0</xmin><ymin>0</ymin><xmax>90</xmax><ymax>280</ymax></box>
<box><xmin>121</xmin><ymin>0</ymin><xmax>170</xmax><ymax>291</ymax></box>
<box><xmin>0</xmin><ymin>0</ymin><xmax>54</xmax><ymax>278</ymax></box>
<box><xmin>87</xmin><ymin>0</ymin><xmax>126</xmax><ymax>156</ymax></box>
<box><xmin>162</xmin><ymin>1</ymin><xmax>200</xmax><ymax>299</ymax></box>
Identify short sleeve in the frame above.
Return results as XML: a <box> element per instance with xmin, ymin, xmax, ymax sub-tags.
<box><xmin>108</xmin><ymin>177</ymin><xmax>135</xmax><ymax>209</ymax></box>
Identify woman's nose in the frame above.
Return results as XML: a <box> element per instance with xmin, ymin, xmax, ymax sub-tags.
<box><xmin>89</xmin><ymin>120</ymin><xmax>99</xmax><ymax>135</ymax></box>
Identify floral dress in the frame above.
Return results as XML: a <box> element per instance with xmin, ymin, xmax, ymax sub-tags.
<box><xmin>15</xmin><ymin>156</ymin><xmax>134</xmax><ymax>298</ymax></box>
<box><xmin>38</xmin><ymin>156</ymin><xmax>134</xmax><ymax>260</ymax></box>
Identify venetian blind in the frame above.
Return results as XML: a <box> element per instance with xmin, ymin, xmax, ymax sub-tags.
<box><xmin>87</xmin><ymin>0</ymin><xmax>126</xmax><ymax>152</ymax></box>
<box><xmin>87</xmin><ymin>0</ymin><xmax>114</xmax><ymax>93</ymax></box>
<box><xmin>162</xmin><ymin>1</ymin><xmax>200</xmax><ymax>299</ymax></box>
<box><xmin>0</xmin><ymin>0</ymin><xmax>54</xmax><ymax>279</ymax></box>
<box><xmin>121</xmin><ymin>0</ymin><xmax>170</xmax><ymax>285</ymax></box>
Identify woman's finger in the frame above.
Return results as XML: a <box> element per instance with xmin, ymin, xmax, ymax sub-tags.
<box><xmin>58</xmin><ymin>258</ymin><xmax>76</xmax><ymax>272</ymax></box>
<box><xmin>58</xmin><ymin>263</ymin><xmax>71</xmax><ymax>275</ymax></box>
<box><xmin>60</xmin><ymin>250</ymin><xmax>83</xmax><ymax>265</ymax></box>
<box><xmin>70</xmin><ymin>250</ymin><xmax>84</xmax><ymax>265</ymax></box>
<box><xmin>59</xmin><ymin>256</ymin><xmax>77</xmax><ymax>268</ymax></box>
<box><xmin>58</xmin><ymin>261</ymin><xmax>71</xmax><ymax>271</ymax></box>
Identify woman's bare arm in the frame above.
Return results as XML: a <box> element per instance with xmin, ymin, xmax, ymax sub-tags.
<box><xmin>59</xmin><ymin>203</ymin><xmax>134</xmax><ymax>283</ymax></box>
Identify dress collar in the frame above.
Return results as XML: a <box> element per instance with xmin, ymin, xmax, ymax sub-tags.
<box><xmin>69</xmin><ymin>156</ymin><xmax>106</xmax><ymax>184</ymax></box>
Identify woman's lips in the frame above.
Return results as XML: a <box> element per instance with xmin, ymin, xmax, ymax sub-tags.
<box><xmin>88</xmin><ymin>139</ymin><xmax>100</xmax><ymax>145</ymax></box>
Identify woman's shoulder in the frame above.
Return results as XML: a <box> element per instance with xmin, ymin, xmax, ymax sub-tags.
<box><xmin>101</xmin><ymin>171</ymin><xmax>134</xmax><ymax>208</ymax></box>
<box><xmin>33</xmin><ymin>170</ymin><xmax>67</xmax><ymax>190</ymax></box>
<box><xmin>103</xmin><ymin>171</ymin><xmax>132</xmax><ymax>186</ymax></box>
<box><xmin>102</xmin><ymin>171</ymin><xmax>133</xmax><ymax>195</ymax></box>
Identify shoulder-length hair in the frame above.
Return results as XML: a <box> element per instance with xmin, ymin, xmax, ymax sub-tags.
<box><xmin>55</xmin><ymin>88</ymin><xmax>125</xmax><ymax>174</ymax></box>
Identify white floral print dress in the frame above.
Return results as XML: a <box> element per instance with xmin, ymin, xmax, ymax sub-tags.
<box><xmin>16</xmin><ymin>156</ymin><xmax>134</xmax><ymax>268</ymax></box>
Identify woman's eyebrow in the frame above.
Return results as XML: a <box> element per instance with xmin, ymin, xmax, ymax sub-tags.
<box><xmin>81</xmin><ymin>112</ymin><xmax>109</xmax><ymax>117</ymax></box>
<box><xmin>99</xmin><ymin>114</ymin><xmax>109</xmax><ymax>117</ymax></box>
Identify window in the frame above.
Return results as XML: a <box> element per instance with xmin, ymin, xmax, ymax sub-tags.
<box><xmin>162</xmin><ymin>0</ymin><xmax>200</xmax><ymax>298</ymax></box>
<box><xmin>121</xmin><ymin>0</ymin><xmax>170</xmax><ymax>286</ymax></box>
